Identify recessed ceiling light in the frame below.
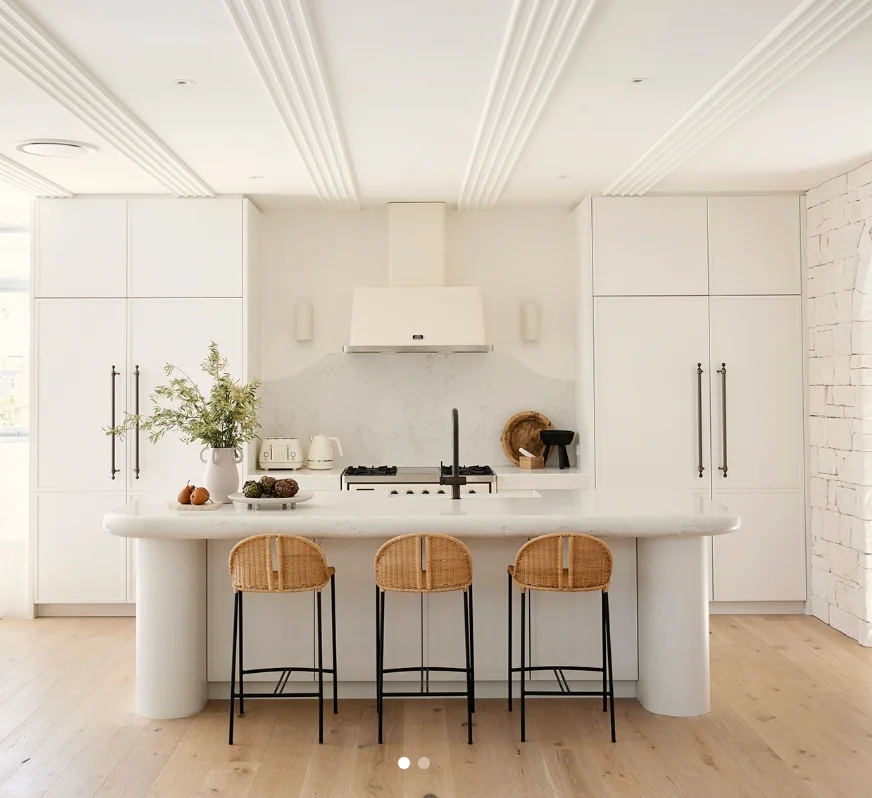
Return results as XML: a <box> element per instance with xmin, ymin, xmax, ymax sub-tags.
<box><xmin>174</xmin><ymin>78</ymin><xmax>196</xmax><ymax>86</ymax></box>
<box><xmin>631</xmin><ymin>77</ymin><xmax>650</xmax><ymax>84</ymax></box>
<box><xmin>248</xmin><ymin>175</ymin><xmax>265</xmax><ymax>181</ymax></box>
<box><xmin>16</xmin><ymin>139</ymin><xmax>98</xmax><ymax>158</ymax></box>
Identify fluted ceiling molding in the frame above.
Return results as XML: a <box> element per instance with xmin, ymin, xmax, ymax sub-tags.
<box><xmin>0</xmin><ymin>153</ymin><xmax>71</xmax><ymax>197</ymax></box>
<box><xmin>604</xmin><ymin>0</ymin><xmax>872</xmax><ymax>197</ymax></box>
<box><xmin>0</xmin><ymin>0</ymin><xmax>213</xmax><ymax>198</ymax></box>
<box><xmin>458</xmin><ymin>0</ymin><xmax>598</xmax><ymax>211</ymax></box>
<box><xmin>224</xmin><ymin>0</ymin><xmax>359</xmax><ymax>210</ymax></box>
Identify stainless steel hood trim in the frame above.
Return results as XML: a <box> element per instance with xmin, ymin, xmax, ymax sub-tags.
<box><xmin>343</xmin><ymin>344</ymin><xmax>493</xmax><ymax>353</ymax></box>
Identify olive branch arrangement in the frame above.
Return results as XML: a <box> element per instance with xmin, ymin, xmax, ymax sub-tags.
<box><xmin>106</xmin><ymin>342</ymin><xmax>261</xmax><ymax>449</ymax></box>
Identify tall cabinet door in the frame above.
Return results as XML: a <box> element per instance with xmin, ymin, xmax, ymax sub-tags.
<box><xmin>594</xmin><ymin>296</ymin><xmax>711</xmax><ymax>490</ymax></box>
<box><xmin>128</xmin><ymin>298</ymin><xmax>244</xmax><ymax>494</ymax></box>
<box><xmin>710</xmin><ymin>296</ymin><xmax>805</xmax><ymax>601</ymax></box>
<box><xmin>36</xmin><ymin>299</ymin><xmax>127</xmax><ymax>490</ymax></box>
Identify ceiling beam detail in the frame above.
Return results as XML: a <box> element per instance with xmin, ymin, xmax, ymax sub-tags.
<box><xmin>0</xmin><ymin>153</ymin><xmax>72</xmax><ymax>197</ymax></box>
<box><xmin>0</xmin><ymin>0</ymin><xmax>213</xmax><ymax>198</ymax></box>
<box><xmin>604</xmin><ymin>0</ymin><xmax>872</xmax><ymax>197</ymax></box>
<box><xmin>459</xmin><ymin>0</ymin><xmax>598</xmax><ymax>211</ymax></box>
<box><xmin>224</xmin><ymin>0</ymin><xmax>359</xmax><ymax>210</ymax></box>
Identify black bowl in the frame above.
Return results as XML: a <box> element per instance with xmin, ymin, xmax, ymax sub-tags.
<box><xmin>540</xmin><ymin>429</ymin><xmax>574</xmax><ymax>446</ymax></box>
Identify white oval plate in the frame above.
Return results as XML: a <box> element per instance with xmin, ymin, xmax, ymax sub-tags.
<box><xmin>228</xmin><ymin>491</ymin><xmax>314</xmax><ymax>510</ymax></box>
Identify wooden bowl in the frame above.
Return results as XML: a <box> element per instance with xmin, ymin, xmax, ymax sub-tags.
<box><xmin>501</xmin><ymin>411</ymin><xmax>553</xmax><ymax>466</ymax></box>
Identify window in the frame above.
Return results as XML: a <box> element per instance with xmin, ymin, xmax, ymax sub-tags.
<box><xmin>0</xmin><ymin>226</ymin><xmax>29</xmax><ymax>437</ymax></box>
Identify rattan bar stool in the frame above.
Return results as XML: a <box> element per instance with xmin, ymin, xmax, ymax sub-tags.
<box><xmin>507</xmin><ymin>533</ymin><xmax>615</xmax><ymax>743</ymax></box>
<box><xmin>228</xmin><ymin>534</ymin><xmax>337</xmax><ymax>746</ymax></box>
<box><xmin>374</xmin><ymin>533</ymin><xmax>475</xmax><ymax>745</ymax></box>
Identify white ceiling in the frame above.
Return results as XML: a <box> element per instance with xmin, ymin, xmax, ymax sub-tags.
<box><xmin>0</xmin><ymin>0</ymin><xmax>869</xmax><ymax>214</ymax></box>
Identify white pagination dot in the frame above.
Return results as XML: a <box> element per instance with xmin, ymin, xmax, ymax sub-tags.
<box><xmin>398</xmin><ymin>756</ymin><xmax>411</xmax><ymax>770</ymax></box>
<box><xmin>418</xmin><ymin>756</ymin><xmax>431</xmax><ymax>770</ymax></box>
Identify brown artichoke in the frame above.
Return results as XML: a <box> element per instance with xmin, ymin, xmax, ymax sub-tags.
<box><xmin>274</xmin><ymin>478</ymin><xmax>299</xmax><ymax>499</ymax></box>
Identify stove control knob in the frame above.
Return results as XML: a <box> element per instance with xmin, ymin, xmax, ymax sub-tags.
<box><xmin>469</xmin><ymin>490</ymin><xmax>476</xmax><ymax>494</ymax></box>
<box><xmin>438</xmin><ymin>490</ymin><xmax>445</xmax><ymax>494</ymax></box>
<box><xmin>390</xmin><ymin>490</ymin><xmax>398</xmax><ymax>495</ymax></box>
<box><xmin>422</xmin><ymin>490</ymin><xmax>430</xmax><ymax>495</ymax></box>
<box><xmin>406</xmin><ymin>490</ymin><xmax>414</xmax><ymax>495</ymax></box>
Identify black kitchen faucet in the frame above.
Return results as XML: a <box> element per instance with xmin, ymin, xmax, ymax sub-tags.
<box><xmin>439</xmin><ymin>408</ymin><xmax>467</xmax><ymax>500</ymax></box>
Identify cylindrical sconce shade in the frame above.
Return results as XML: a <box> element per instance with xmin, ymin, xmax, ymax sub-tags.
<box><xmin>295</xmin><ymin>300</ymin><xmax>313</xmax><ymax>341</ymax></box>
<box><xmin>520</xmin><ymin>300</ymin><xmax>539</xmax><ymax>342</ymax></box>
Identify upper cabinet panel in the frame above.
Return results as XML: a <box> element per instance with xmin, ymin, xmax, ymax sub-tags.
<box><xmin>128</xmin><ymin>199</ymin><xmax>243</xmax><ymax>298</ymax></box>
<box><xmin>592</xmin><ymin>197</ymin><xmax>708</xmax><ymax>296</ymax></box>
<box><xmin>708</xmin><ymin>196</ymin><xmax>800</xmax><ymax>296</ymax></box>
<box><xmin>35</xmin><ymin>199</ymin><xmax>127</xmax><ymax>298</ymax></box>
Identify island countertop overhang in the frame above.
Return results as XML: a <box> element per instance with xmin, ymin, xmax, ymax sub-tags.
<box><xmin>104</xmin><ymin>489</ymin><xmax>740</xmax><ymax>540</ymax></box>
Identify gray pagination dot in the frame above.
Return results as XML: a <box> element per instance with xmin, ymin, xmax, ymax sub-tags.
<box><xmin>418</xmin><ymin>756</ymin><xmax>431</xmax><ymax>769</ymax></box>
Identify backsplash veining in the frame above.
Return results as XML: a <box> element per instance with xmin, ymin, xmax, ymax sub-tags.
<box><xmin>259</xmin><ymin>352</ymin><xmax>575</xmax><ymax>466</ymax></box>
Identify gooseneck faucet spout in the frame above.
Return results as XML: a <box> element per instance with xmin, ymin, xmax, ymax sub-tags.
<box><xmin>440</xmin><ymin>408</ymin><xmax>467</xmax><ymax>500</ymax></box>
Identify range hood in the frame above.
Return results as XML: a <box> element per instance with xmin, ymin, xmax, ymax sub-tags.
<box><xmin>344</xmin><ymin>203</ymin><xmax>492</xmax><ymax>354</ymax></box>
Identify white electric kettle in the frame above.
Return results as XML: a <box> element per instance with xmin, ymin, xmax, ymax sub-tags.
<box><xmin>307</xmin><ymin>434</ymin><xmax>343</xmax><ymax>470</ymax></box>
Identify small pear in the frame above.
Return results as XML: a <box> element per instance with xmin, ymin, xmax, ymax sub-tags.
<box><xmin>191</xmin><ymin>486</ymin><xmax>210</xmax><ymax>506</ymax></box>
<box><xmin>177</xmin><ymin>482</ymin><xmax>194</xmax><ymax>505</ymax></box>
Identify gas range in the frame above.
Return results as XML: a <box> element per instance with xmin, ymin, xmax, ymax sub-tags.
<box><xmin>342</xmin><ymin>465</ymin><xmax>496</xmax><ymax>495</ymax></box>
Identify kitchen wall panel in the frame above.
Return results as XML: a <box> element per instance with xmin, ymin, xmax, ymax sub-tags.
<box><xmin>258</xmin><ymin>207</ymin><xmax>578</xmax><ymax>466</ymax></box>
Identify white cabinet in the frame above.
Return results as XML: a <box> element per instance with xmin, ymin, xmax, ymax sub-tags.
<box><xmin>128</xmin><ymin>199</ymin><xmax>244</xmax><ymax>298</ymax></box>
<box><xmin>592</xmin><ymin>197</ymin><xmax>708</xmax><ymax>296</ymax></box>
<box><xmin>36</xmin><ymin>299</ymin><xmax>127</xmax><ymax>490</ymax></box>
<box><xmin>594</xmin><ymin>296</ymin><xmax>711</xmax><ymax>489</ymax></box>
<box><xmin>127</xmin><ymin>299</ymin><xmax>243</xmax><ymax>494</ymax></box>
<box><xmin>36</xmin><ymin>492</ymin><xmax>127</xmax><ymax>603</ymax></box>
<box><xmin>709</xmin><ymin>296</ymin><xmax>804</xmax><ymax>490</ymax></box>
<box><xmin>35</xmin><ymin>200</ymin><xmax>127</xmax><ymax>298</ymax></box>
<box><xmin>708</xmin><ymin>197</ymin><xmax>801</xmax><ymax>296</ymax></box>
<box><xmin>712</xmin><ymin>490</ymin><xmax>805</xmax><ymax>601</ymax></box>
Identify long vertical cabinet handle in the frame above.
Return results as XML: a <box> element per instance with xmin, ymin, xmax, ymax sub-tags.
<box><xmin>134</xmin><ymin>365</ymin><xmax>141</xmax><ymax>479</ymax></box>
<box><xmin>110</xmin><ymin>366</ymin><xmax>120</xmax><ymax>479</ymax></box>
<box><xmin>696</xmin><ymin>363</ymin><xmax>704</xmax><ymax>478</ymax></box>
<box><xmin>717</xmin><ymin>363</ymin><xmax>728</xmax><ymax>478</ymax></box>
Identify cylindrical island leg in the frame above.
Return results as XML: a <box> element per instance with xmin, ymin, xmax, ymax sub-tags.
<box><xmin>136</xmin><ymin>537</ymin><xmax>208</xmax><ymax>719</ymax></box>
<box><xmin>636</xmin><ymin>535</ymin><xmax>710</xmax><ymax>717</ymax></box>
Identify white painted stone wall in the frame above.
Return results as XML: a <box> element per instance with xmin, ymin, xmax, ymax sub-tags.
<box><xmin>807</xmin><ymin>160</ymin><xmax>872</xmax><ymax>645</ymax></box>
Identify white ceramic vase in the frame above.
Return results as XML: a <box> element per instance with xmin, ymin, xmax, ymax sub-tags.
<box><xmin>200</xmin><ymin>447</ymin><xmax>242</xmax><ymax>503</ymax></box>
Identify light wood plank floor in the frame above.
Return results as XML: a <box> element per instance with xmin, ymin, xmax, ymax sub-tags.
<box><xmin>0</xmin><ymin>615</ymin><xmax>871</xmax><ymax>796</ymax></box>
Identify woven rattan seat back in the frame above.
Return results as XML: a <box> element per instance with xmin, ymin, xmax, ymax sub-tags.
<box><xmin>229</xmin><ymin>534</ymin><xmax>332</xmax><ymax>593</ymax></box>
<box><xmin>511</xmin><ymin>533</ymin><xmax>612</xmax><ymax>592</ymax></box>
<box><xmin>374</xmin><ymin>533</ymin><xmax>473</xmax><ymax>592</ymax></box>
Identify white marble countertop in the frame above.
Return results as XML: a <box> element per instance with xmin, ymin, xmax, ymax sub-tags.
<box><xmin>104</xmin><ymin>489</ymin><xmax>739</xmax><ymax>540</ymax></box>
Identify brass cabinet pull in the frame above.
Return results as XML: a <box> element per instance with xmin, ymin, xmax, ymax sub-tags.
<box><xmin>134</xmin><ymin>365</ymin><xmax>140</xmax><ymax>480</ymax></box>
<box><xmin>717</xmin><ymin>363</ymin><xmax>728</xmax><ymax>478</ymax></box>
<box><xmin>110</xmin><ymin>366</ymin><xmax>120</xmax><ymax>479</ymax></box>
<box><xmin>697</xmin><ymin>363</ymin><xmax>704</xmax><ymax>478</ymax></box>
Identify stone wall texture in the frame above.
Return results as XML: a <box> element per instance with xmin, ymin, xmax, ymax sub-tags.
<box><xmin>807</xmin><ymin>161</ymin><xmax>872</xmax><ymax>645</ymax></box>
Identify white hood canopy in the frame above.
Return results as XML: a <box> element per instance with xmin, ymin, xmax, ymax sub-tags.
<box><xmin>343</xmin><ymin>203</ymin><xmax>491</xmax><ymax>354</ymax></box>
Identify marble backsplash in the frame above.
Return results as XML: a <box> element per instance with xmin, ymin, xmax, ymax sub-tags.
<box><xmin>258</xmin><ymin>352</ymin><xmax>575</xmax><ymax>467</ymax></box>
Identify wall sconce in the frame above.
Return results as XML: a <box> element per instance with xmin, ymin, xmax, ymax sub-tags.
<box><xmin>520</xmin><ymin>300</ymin><xmax>539</xmax><ymax>342</ymax></box>
<box><xmin>295</xmin><ymin>300</ymin><xmax>313</xmax><ymax>342</ymax></box>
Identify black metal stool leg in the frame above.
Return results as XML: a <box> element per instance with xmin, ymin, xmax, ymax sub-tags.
<box><xmin>463</xmin><ymin>589</ymin><xmax>473</xmax><ymax>744</ymax></box>
<box><xmin>317</xmin><ymin>590</ymin><xmax>324</xmax><ymax>744</ymax></box>
<box><xmin>375</xmin><ymin>586</ymin><xmax>381</xmax><ymax>716</ymax></box>
<box><xmin>605</xmin><ymin>591</ymin><xmax>616</xmax><ymax>743</ymax></box>
<box><xmin>520</xmin><ymin>589</ymin><xmax>526</xmax><ymax>743</ymax></box>
<box><xmin>601</xmin><ymin>591</ymin><xmax>607</xmax><ymax>712</ymax></box>
<box><xmin>468</xmin><ymin>583</ymin><xmax>476</xmax><ymax>713</ymax></box>
<box><xmin>331</xmin><ymin>573</ymin><xmax>338</xmax><ymax>715</ymax></box>
<box><xmin>238</xmin><ymin>591</ymin><xmax>245</xmax><ymax>716</ymax></box>
<box><xmin>507</xmin><ymin>571</ymin><xmax>513</xmax><ymax>712</ymax></box>
<box><xmin>228</xmin><ymin>591</ymin><xmax>239</xmax><ymax>744</ymax></box>
<box><xmin>378</xmin><ymin>590</ymin><xmax>386</xmax><ymax>745</ymax></box>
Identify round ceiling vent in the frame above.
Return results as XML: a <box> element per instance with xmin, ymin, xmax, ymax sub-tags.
<box><xmin>15</xmin><ymin>139</ymin><xmax>99</xmax><ymax>158</ymax></box>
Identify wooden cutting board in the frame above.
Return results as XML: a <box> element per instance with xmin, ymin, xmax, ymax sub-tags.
<box><xmin>501</xmin><ymin>411</ymin><xmax>553</xmax><ymax>466</ymax></box>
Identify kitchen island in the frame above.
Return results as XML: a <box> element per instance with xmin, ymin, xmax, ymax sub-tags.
<box><xmin>104</xmin><ymin>490</ymin><xmax>739</xmax><ymax>721</ymax></box>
